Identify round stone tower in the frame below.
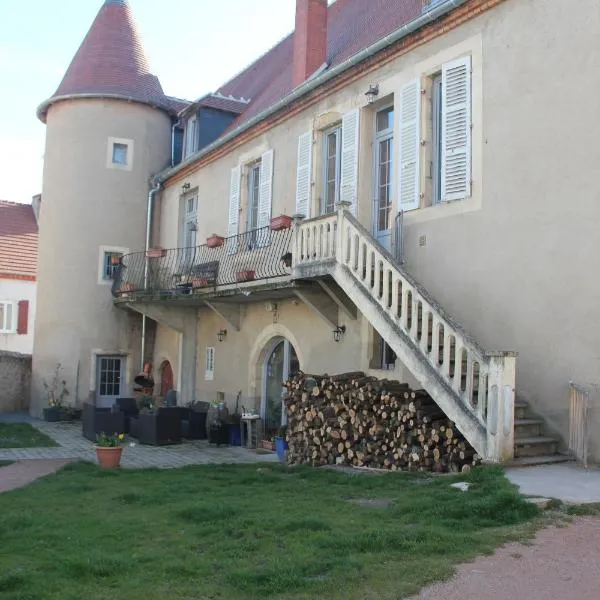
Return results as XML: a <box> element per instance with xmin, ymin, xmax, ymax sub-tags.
<box><xmin>31</xmin><ymin>0</ymin><xmax>175</xmax><ymax>414</ymax></box>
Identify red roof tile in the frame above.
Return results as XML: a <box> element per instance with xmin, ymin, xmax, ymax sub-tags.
<box><xmin>0</xmin><ymin>202</ymin><xmax>39</xmax><ymax>279</ymax></box>
<box><xmin>37</xmin><ymin>0</ymin><xmax>175</xmax><ymax>122</ymax></box>
<box><xmin>217</xmin><ymin>0</ymin><xmax>423</xmax><ymax>127</ymax></box>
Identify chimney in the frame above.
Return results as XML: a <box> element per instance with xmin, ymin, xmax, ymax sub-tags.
<box><xmin>293</xmin><ymin>0</ymin><xmax>328</xmax><ymax>88</ymax></box>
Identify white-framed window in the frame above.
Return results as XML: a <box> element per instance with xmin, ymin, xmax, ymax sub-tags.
<box><xmin>107</xmin><ymin>137</ymin><xmax>134</xmax><ymax>170</ymax></box>
<box><xmin>98</xmin><ymin>246</ymin><xmax>129</xmax><ymax>285</ymax></box>
<box><xmin>185</xmin><ymin>116</ymin><xmax>199</xmax><ymax>158</ymax></box>
<box><xmin>205</xmin><ymin>347</ymin><xmax>215</xmax><ymax>381</ymax></box>
<box><xmin>181</xmin><ymin>194</ymin><xmax>198</xmax><ymax>262</ymax></box>
<box><xmin>374</xmin><ymin>106</ymin><xmax>394</xmax><ymax>234</ymax></box>
<box><xmin>246</xmin><ymin>162</ymin><xmax>261</xmax><ymax>235</ymax></box>
<box><xmin>0</xmin><ymin>301</ymin><xmax>16</xmax><ymax>334</ymax></box>
<box><xmin>321</xmin><ymin>125</ymin><xmax>342</xmax><ymax>215</ymax></box>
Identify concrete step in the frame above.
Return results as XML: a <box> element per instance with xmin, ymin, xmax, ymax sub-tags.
<box><xmin>514</xmin><ymin>436</ymin><xmax>558</xmax><ymax>458</ymax></box>
<box><xmin>507</xmin><ymin>454</ymin><xmax>575</xmax><ymax>468</ymax></box>
<box><xmin>514</xmin><ymin>401</ymin><xmax>529</xmax><ymax>420</ymax></box>
<box><xmin>514</xmin><ymin>418</ymin><xmax>543</xmax><ymax>437</ymax></box>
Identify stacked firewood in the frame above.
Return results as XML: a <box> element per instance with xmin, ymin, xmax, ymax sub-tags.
<box><xmin>284</xmin><ymin>371</ymin><xmax>481</xmax><ymax>473</ymax></box>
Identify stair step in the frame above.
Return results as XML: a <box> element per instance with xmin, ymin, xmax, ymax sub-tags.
<box><xmin>507</xmin><ymin>455</ymin><xmax>574</xmax><ymax>468</ymax></box>
<box><xmin>514</xmin><ymin>401</ymin><xmax>529</xmax><ymax>419</ymax></box>
<box><xmin>514</xmin><ymin>436</ymin><xmax>558</xmax><ymax>458</ymax></box>
<box><xmin>514</xmin><ymin>418</ymin><xmax>543</xmax><ymax>436</ymax></box>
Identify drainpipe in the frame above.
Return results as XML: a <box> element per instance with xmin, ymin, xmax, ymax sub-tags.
<box><xmin>141</xmin><ymin>180</ymin><xmax>162</xmax><ymax>370</ymax></box>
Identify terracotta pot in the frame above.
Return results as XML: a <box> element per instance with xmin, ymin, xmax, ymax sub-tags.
<box><xmin>206</xmin><ymin>234</ymin><xmax>225</xmax><ymax>248</ymax></box>
<box><xmin>95</xmin><ymin>446</ymin><xmax>123</xmax><ymax>469</ymax></box>
<box><xmin>118</xmin><ymin>282</ymin><xmax>136</xmax><ymax>293</ymax></box>
<box><xmin>146</xmin><ymin>248</ymin><xmax>166</xmax><ymax>258</ymax></box>
<box><xmin>270</xmin><ymin>215</ymin><xmax>293</xmax><ymax>231</ymax></box>
<box><xmin>192</xmin><ymin>278</ymin><xmax>209</xmax><ymax>289</ymax></box>
<box><xmin>236</xmin><ymin>270</ymin><xmax>256</xmax><ymax>282</ymax></box>
<box><xmin>110</xmin><ymin>255</ymin><xmax>121</xmax><ymax>265</ymax></box>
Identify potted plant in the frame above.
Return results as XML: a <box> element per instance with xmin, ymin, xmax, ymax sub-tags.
<box><xmin>206</xmin><ymin>234</ymin><xmax>225</xmax><ymax>248</ymax></box>
<box><xmin>270</xmin><ymin>215</ymin><xmax>293</xmax><ymax>231</ymax></box>
<box><xmin>95</xmin><ymin>432</ymin><xmax>125</xmax><ymax>468</ymax></box>
<box><xmin>145</xmin><ymin>247</ymin><xmax>166</xmax><ymax>258</ymax></box>
<box><xmin>274</xmin><ymin>426</ymin><xmax>288</xmax><ymax>463</ymax></box>
<box><xmin>235</xmin><ymin>270</ymin><xmax>256</xmax><ymax>282</ymax></box>
<box><xmin>43</xmin><ymin>364</ymin><xmax>69</xmax><ymax>422</ymax></box>
<box><xmin>118</xmin><ymin>282</ymin><xmax>136</xmax><ymax>294</ymax></box>
<box><xmin>192</xmin><ymin>277</ymin><xmax>209</xmax><ymax>289</ymax></box>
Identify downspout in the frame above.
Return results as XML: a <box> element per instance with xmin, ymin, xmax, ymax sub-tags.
<box><xmin>140</xmin><ymin>180</ymin><xmax>162</xmax><ymax>370</ymax></box>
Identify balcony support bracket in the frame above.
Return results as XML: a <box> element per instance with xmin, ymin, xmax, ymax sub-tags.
<box><xmin>293</xmin><ymin>286</ymin><xmax>338</xmax><ymax>329</ymax></box>
<box><xmin>317</xmin><ymin>279</ymin><xmax>358</xmax><ymax>321</ymax></box>
<box><xmin>204</xmin><ymin>301</ymin><xmax>242</xmax><ymax>331</ymax></box>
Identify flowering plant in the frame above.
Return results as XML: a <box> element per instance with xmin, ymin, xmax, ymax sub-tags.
<box><xmin>96</xmin><ymin>432</ymin><xmax>125</xmax><ymax>448</ymax></box>
<box><xmin>43</xmin><ymin>363</ymin><xmax>69</xmax><ymax>409</ymax></box>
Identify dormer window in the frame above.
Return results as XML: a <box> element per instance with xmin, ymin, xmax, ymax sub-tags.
<box><xmin>184</xmin><ymin>116</ymin><xmax>199</xmax><ymax>158</ymax></box>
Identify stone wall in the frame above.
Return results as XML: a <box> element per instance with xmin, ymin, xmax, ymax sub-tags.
<box><xmin>0</xmin><ymin>351</ymin><xmax>31</xmax><ymax>413</ymax></box>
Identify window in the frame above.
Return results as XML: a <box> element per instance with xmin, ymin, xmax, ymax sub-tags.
<box><xmin>102</xmin><ymin>251</ymin><xmax>123</xmax><ymax>281</ymax></box>
<box><xmin>0</xmin><ymin>301</ymin><xmax>16</xmax><ymax>333</ymax></box>
<box><xmin>205</xmin><ymin>347</ymin><xmax>215</xmax><ymax>381</ymax></box>
<box><xmin>322</xmin><ymin>126</ymin><xmax>341</xmax><ymax>214</ymax></box>
<box><xmin>181</xmin><ymin>195</ymin><xmax>198</xmax><ymax>263</ymax></box>
<box><xmin>374</xmin><ymin>106</ymin><xmax>394</xmax><ymax>236</ymax></box>
<box><xmin>431</xmin><ymin>73</ymin><xmax>443</xmax><ymax>205</ymax></box>
<box><xmin>247</xmin><ymin>163</ymin><xmax>261</xmax><ymax>233</ymax></box>
<box><xmin>112</xmin><ymin>143</ymin><xmax>128</xmax><ymax>166</ymax></box>
<box><xmin>185</xmin><ymin>116</ymin><xmax>199</xmax><ymax>158</ymax></box>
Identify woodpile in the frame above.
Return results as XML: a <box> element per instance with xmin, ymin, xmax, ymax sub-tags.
<box><xmin>284</xmin><ymin>371</ymin><xmax>481</xmax><ymax>473</ymax></box>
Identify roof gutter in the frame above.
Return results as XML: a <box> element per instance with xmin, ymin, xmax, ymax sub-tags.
<box><xmin>158</xmin><ymin>0</ymin><xmax>469</xmax><ymax>183</ymax></box>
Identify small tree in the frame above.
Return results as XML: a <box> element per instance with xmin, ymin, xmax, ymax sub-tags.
<box><xmin>43</xmin><ymin>363</ymin><xmax>70</xmax><ymax>409</ymax></box>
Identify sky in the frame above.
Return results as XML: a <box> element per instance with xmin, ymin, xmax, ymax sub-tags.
<box><xmin>0</xmin><ymin>0</ymin><xmax>301</xmax><ymax>204</ymax></box>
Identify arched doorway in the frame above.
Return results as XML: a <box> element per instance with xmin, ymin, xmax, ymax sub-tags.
<box><xmin>160</xmin><ymin>361</ymin><xmax>174</xmax><ymax>397</ymax></box>
<box><xmin>262</xmin><ymin>338</ymin><xmax>300</xmax><ymax>437</ymax></box>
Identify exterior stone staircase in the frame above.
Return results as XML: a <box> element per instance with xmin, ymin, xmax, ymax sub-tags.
<box><xmin>293</xmin><ymin>206</ymin><xmax>518</xmax><ymax>463</ymax></box>
<box><xmin>511</xmin><ymin>400</ymin><xmax>571</xmax><ymax>466</ymax></box>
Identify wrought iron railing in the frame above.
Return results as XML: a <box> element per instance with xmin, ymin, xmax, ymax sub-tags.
<box><xmin>112</xmin><ymin>225</ymin><xmax>293</xmax><ymax>299</ymax></box>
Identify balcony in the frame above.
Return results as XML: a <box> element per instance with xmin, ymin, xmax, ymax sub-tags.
<box><xmin>112</xmin><ymin>225</ymin><xmax>294</xmax><ymax>303</ymax></box>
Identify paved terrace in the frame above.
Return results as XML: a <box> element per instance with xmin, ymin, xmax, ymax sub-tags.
<box><xmin>0</xmin><ymin>413</ymin><xmax>278</xmax><ymax>469</ymax></box>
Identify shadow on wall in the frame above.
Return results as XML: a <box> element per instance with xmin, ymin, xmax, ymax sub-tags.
<box><xmin>0</xmin><ymin>351</ymin><xmax>31</xmax><ymax>413</ymax></box>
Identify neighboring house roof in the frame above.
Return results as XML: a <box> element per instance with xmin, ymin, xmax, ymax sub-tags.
<box><xmin>0</xmin><ymin>201</ymin><xmax>39</xmax><ymax>279</ymax></box>
<box><xmin>37</xmin><ymin>0</ymin><xmax>178</xmax><ymax>122</ymax></box>
<box><xmin>216</xmin><ymin>0</ymin><xmax>422</xmax><ymax>128</ymax></box>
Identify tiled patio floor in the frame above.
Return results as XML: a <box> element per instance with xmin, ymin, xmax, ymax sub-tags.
<box><xmin>0</xmin><ymin>413</ymin><xmax>278</xmax><ymax>469</ymax></box>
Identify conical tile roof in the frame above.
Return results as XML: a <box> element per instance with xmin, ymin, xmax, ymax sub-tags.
<box><xmin>37</xmin><ymin>0</ymin><xmax>174</xmax><ymax>122</ymax></box>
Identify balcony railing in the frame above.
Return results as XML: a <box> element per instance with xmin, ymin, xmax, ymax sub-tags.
<box><xmin>112</xmin><ymin>225</ymin><xmax>293</xmax><ymax>299</ymax></box>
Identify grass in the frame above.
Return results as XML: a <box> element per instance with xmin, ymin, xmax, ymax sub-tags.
<box><xmin>0</xmin><ymin>463</ymin><xmax>540</xmax><ymax>600</ymax></box>
<box><xmin>0</xmin><ymin>423</ymin><xmax>58</xmax><ymax>448</ymax></box>
<box><xmin>0</xmin><ymin>461</ymin><xmax>13</xmax><ymax>468</ymax></box>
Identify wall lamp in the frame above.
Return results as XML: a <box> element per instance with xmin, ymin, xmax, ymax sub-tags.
<box><xmin>332</xmin><ymin>325</ymin><xmax>346</xmax><ymax>343</ymax></box>
<box><xmin>217</xmin><ymin>329</ymin><xmax>227</xmax><ymax>342</ymax></box>
<box><xmin>365</xmin><ymin>84</ymin><xmax>380</xmax><ymax>104</ymax></box>
<box><xmin>182</xmin><ymin>182</ymin><xmax>191</xmax><ymax>192</ymax></box>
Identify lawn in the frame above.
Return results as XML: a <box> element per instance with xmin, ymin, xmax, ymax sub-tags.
<box><xmin>0</xmin><ymin>463</ymin><xmax>540</xmax><ymax>600</ymax></box>
<box><xmin>0</xmin><ymin>423</ymin><xmax>58</xmax><ymax>448</ymax></box>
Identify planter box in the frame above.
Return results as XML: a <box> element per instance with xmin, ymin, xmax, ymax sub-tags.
<box><xmin>43</xmin><ymin>407</ymin><xmax>62</xmax><ymax>422</ymax></box>
<box><xmin>270</xmin><ymin>215</ymin><xmax>293</xmax><ymax>231</ymax></box>
<box><xmin>206</xmin><ymin>234</ymin><xmax>225</xmax><ymax>248</ymax></box>
<box><xmin>191</xmin><ymin>277</ymin><xmax>209</xmax><ymax>289</ymax></box>
<box><xmin>146</xmin><ymin>248</ymin><xmax>166</xmax><ymax>258</ymax></box>
<box><xmin>118</xmin><ymin>282</ymin><xmax>136</xmax><ymax>293</ymax></box>
<box><xmin>260</xmin><ymin>439</ymin><xmax>275</xmax><ymax>451</ymax></box>
<box><xmin>236</xmin><ymin>270</ymin><xmax>256</xmax><ymax>282</ymax></box>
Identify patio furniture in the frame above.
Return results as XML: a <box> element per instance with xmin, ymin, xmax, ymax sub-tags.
<box><xmin>240</xmin><ymin>414</ymin><xmax>262</xmax><ymax>449</ymax></box>
<box><xmin>113</xmin><ymin>397</ymin><xmax>139</xmax><ymax>433</ymax></box>
<box><xmin>129</xmin><ymin>407</ymin><xmax>182</xmax><ymax>445</ymax></box>
<box><xmin>82</xmin><ymin>403</ymin><xmax>126</xmax><ymax>442</ymax></box>
<box><xmin>181</xmin><ymin>403</ymin><xmax>209</xmax><ymax>440</ymax></box>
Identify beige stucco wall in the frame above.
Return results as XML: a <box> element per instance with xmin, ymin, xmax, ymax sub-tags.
<box><xmin>31</xmin><ymin>98</ymin><xmax>172</xmax><ymax>414</ymax></box>
<box><xmin>151</xmin><ymin>0</ymin><xmax>599</xmax><ymax>457</ymax></box>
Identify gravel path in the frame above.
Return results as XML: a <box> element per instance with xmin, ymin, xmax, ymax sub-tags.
<box><xmin>410</xmin><ymin>517</ymin><xmax>600</xmax><ymax>600</ymax></box>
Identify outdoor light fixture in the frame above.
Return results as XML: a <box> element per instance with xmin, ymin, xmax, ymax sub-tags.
<box><xmin>217</xmin><ymin>329</ymin><xmax>227</xmax><ymax>342</ymax></box>
<box><xmin>182</xmin><ymin>182</ymin><xmax>191</xmax><ymax>192</ymax></box>
<box><xmin>332</xmin><ymin>325</ymin><xmax>346</xmax><ymax>343</ymax></box>
<box><xmin>365</xmin><ymin>84</ymin><xmax>379</xmax><ymax>104</ymax></box>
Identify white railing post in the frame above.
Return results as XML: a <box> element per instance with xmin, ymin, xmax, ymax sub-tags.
<box><xmin>485</xmin><ymin>352</ymin><xmax>517</xmax><ymax>462</ymax></box>
<box><xmin>335</xmin><ymin>202</ymin><xmax>352</xmax><ymax>263</ymax></box>
<box><xmin>291</xmin><ymin>213</ymin><xmax>306</xmax><ymax>268</ymax></box>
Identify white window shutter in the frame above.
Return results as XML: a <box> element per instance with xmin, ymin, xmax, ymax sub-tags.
<box><xmin>257</xmin><ymin>149</ymin><xmax>274</xmax><ymax>246</ymax></box>
<box><xmin>398</xmin><ymin>79</ymin><xmax>421</xmax><ymax>212</ymax></box>
<box><xmin>295</xmin><ymin>132</ymin><xmax>312</xmax><ymax>219</ymax></box>
<box><xmin>340</xmin><ymin>109</ymin><xmax>360</xmax><ymax>215</ymax></box>
<box><xmin>227</xmin><ymin>166</ymin><xmax>241</xmax><ymax>253</ymax></box>
<box><xmin>441</xmin><ymin>55</ymin><xmax>472</xmax><ymax>202</ymax></box>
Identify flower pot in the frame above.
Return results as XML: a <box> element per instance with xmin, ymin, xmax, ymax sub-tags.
<box><xmin>192</xmin><ymin>277</ymin><xmax>209</xmax><ymax>289</ymax></box>
<box><xmin>260</xmin><ymin>439</ymin><xmax>275</xmax><ymax>451</ymax></box>
<box><xmin>110</xmin><ymin>255</ymin><xmax>121</xmax><ymax>265</ymax></box>
<box><xmin>43</xmin><ymin>407</ymin><xmax>62</xmax><ymax>422</ymax></box>
<box><xmin>95</xmin><ymin>446</ymin><xmax>123</xmax><ymax>469</ymax></box>
<box><xmin>275</xmin><ymin>436</ymin><xmax>288</xmax><ymax>463</ymax></box>
<box><xmin>118</xmin><ymin>282</ymin><xmax>136</xmax><ymax>293</ymax></box>
<box><xmin>227</xmin><ymin>423</ymin><xmax>242</xmax><ymax>447</ymax></box>
<box><xmin>270</xmin><ymin>215</ymin><xmax>293</xmax><ymax>231</ymax></box>
<box><xmin>206</xmin><ymin>234</ymin><xmax>225</xmax><ymax>248</ymax></box>
<box><xmin>236</xmin><ymin>270</ymin><xmax>256</xmax><ymax>282</ymax></box>
<box><xmin>145</xmin><ymin>248</ymin><xmax>166</xmax><ymax>258</ymax></box>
